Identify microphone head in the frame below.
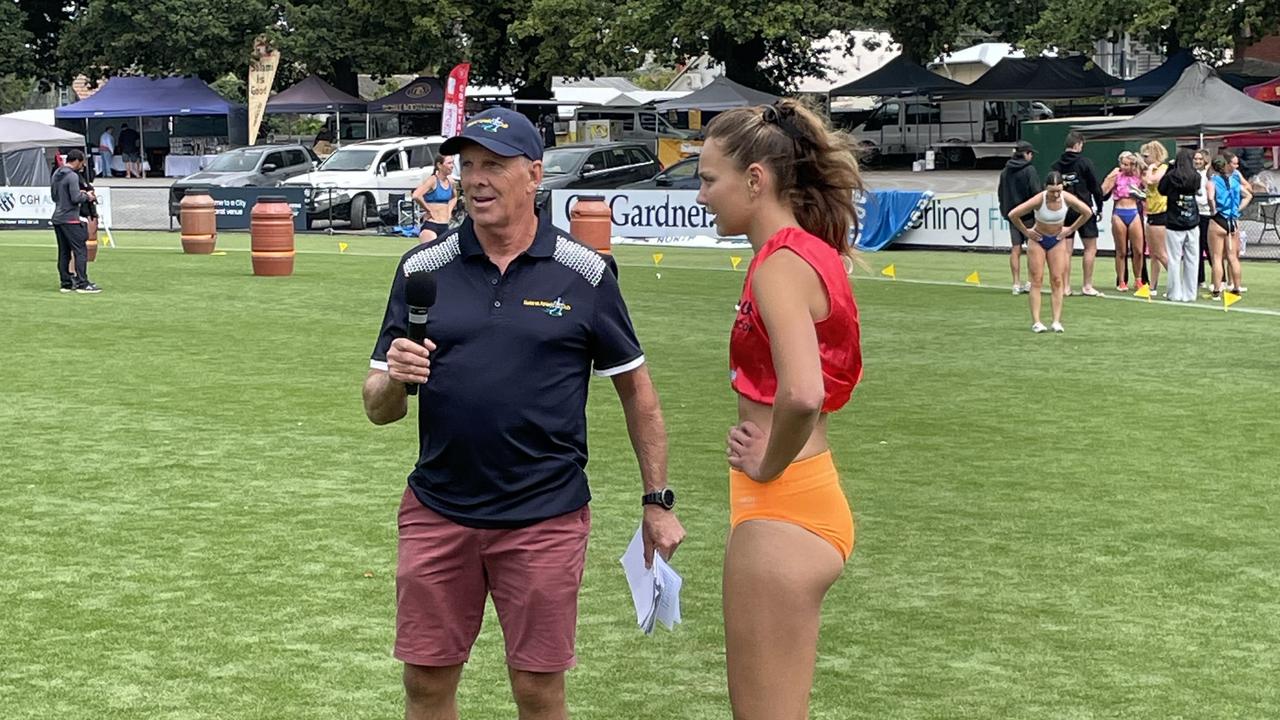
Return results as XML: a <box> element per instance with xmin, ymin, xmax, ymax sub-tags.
<box><xmin>405</xmin><ymin>270</ymin><xmax>438</xmax><ymax>308</ymax></box>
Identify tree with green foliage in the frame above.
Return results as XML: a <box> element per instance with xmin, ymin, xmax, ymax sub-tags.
<box><xmin>1022</xmin><ymin>0</ymin><xmax>1280</xmax><ymax>60</ymax></box>
<box><xmin>55</xmin><ymin>0</ymin><xmax>274</xmax><ymax>83</ymax></box>
<box><xmin>613</xmin><ymin>0</ymin><xmax>857</xmax><ymax>92</ymax></box>
<box><xmin>275</xmin><ymin>0</ymin><xmax>453</xmax><ymax>97</ymax></box>
<box><xmin>1</xmin><ymin>0</ymin><xmax>33</xmax><ymax>77</ymax></box>
<box><xmin>434</xmin><ymin>0</ymin><xmax>631</xmax><ymax>98</ymax></box>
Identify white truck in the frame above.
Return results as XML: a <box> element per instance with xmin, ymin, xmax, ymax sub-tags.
<box><xmin>850</xmin><ymin>100</ymin><xmax>1052</xmax><ymax>165</ymax></box>
<box><xmin>283</xmin><ymin>136</ymin><xmax>444</xmax><ymax>229</ymax></box>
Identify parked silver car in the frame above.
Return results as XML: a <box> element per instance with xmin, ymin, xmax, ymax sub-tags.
<box><xmin>169</xmin><ymin>145</ymin><xmax>318</xmax><ymax>217</ymax></box>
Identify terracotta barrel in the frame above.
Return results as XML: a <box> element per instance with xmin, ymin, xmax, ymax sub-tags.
<box><xmin>87</xmin><ymin>217</ymin><xmax>99</xmax><ymax>262</ymax></box>
<box><xmin>569</xmin><ymin>195</ymin><xmax>612</xmax><ymax>254</ymax></box>
<box><xmin>250</xmin><ymin>196</ymin><xmax>295</xmax><ymax>276</ymax></box>
<box><xmin>179</xmin><ymin>189</ymin><xmax>217</xmax><ymax>254</ymax></box>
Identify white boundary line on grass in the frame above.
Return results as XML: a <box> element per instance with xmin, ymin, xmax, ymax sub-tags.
<box><xmin>5</xmin><ymin>242</ymin><xmax>1279</xmax><ymax>317</ymax></box>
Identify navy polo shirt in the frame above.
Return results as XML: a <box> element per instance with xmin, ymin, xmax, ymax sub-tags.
<box><xmin>370</xmin><ymin>213</ymin><xmax>645</xmax><ymax>528</ymax></box>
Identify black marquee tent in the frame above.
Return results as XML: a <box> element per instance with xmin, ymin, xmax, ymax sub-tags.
<box><xmin>266</xmin><ymin>75</ymin><xmax>367</xmax><ymax>113</ymax></box>
<box><xmin>368</xmin><ymin>77</ymin><xmax>445</xmax><ymax>113</ymax></box>
<box><xmin>655</xmin><ymin>77</ymin><xmax>778</xmax><ymax>112</ymax></box>
<box><xmin>1076</xmin><ymin>63</ymin><xmax>1280</xmax><ymax>142</ymax></box>
<box><xmin>935</xmin><ymin>56</ymin><xmax>1122</xmax><ymax>100</ymax></box>
<box><xmin>1114</xmin><ymin>50</ymin><xmax>1196</xmax><ymax>98</ymax></box>
<box><xmin>829</xmin><ymin>56</ymin><xmax>968</xmax><ymax>98</ymax></box>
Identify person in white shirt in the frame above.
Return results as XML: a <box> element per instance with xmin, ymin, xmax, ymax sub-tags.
<box><xmin>98</xmin><ymin>126</ymin><xmax>115</xmax><ymax>178</ymax></box>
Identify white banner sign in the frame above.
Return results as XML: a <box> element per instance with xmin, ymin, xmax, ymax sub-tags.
<box><xmin>895</xmin><ymin>191</ymin><xmax>1117</xmax><ymax>252</ymax></box>
<box><xmin>0</xmin><ymin>186</ymin><xmax>112</xmax><ymax>227</ymax></box>
<box><xmin>550</xmin><ymin>189</ymin><xmax>719</xmax><ymax>235</ymax></box>
<box><xmin>553</xmin><ymin>188</ymin><xmax>1119</xmax><ymax>252</ymax></box>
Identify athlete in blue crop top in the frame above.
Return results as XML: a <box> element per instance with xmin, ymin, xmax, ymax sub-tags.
<box><xmin>412</xmin><ymin>155</ymin><xmax>458</xmax><ymax>241</ymax></box>
<box><xmin>1008</xmin><ymin>171</ymin><xmax>1095</xmax><ymax>333</ymax></box>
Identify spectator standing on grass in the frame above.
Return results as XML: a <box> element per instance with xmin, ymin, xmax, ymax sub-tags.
<box><xmin>1052</xmin><ymin>131</ymin><xmax>1106</xmax><ymax>297</ymax></box>
<box><xmin>998</xmin><ymin>141</ymin><xmax>1041</xmax><ymax>295</ymax></box>
<box><xmin>1158</xmin><ymin>149</ymin><xmax>1203</xmax><ymax>303</ymax></box>
<box><xmin>50</xmin><ymin>149</ymin><xmax>101</xmax><ymax>294</ymax></box>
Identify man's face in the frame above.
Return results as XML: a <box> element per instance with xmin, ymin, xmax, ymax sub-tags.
<box><xmin>459</xmin><ymin>144</ymin><xmax>542</xmax><ymax>229</ymax></box>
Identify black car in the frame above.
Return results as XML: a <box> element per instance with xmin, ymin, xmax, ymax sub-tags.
<box><xmin>619</xmin><ymin>156</ymin><xmax>700</xmax><ymax>189</ymax></box>
<box><xmin>535</xmin><ymin>142</ymin><xmax>662</xmax><ymax>208</ymax></box>
<box><xmin>169</xmin><ymin>144</ymin><xmax>318</xmax><ymax>217</ymax></box>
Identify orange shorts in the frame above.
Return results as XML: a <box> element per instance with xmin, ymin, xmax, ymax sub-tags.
<box><xmin>730</xmin><ymin>450</ymin><xmax>855</xmax><ymax>561</ymax></box>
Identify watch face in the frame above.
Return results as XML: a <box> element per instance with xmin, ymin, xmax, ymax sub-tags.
<box><xmin>660</xmin><ymin>489</ymin><xmax>675</xmax><ymax>508</ymax></box>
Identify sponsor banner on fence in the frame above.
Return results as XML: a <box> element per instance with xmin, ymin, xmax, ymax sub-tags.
<box><xmin>896</xmin><ymin>191</ymin><xmax>1117</xmax><ymax>252</ymax></box>
<box><xmin>207</xmin><ymin>187</ymin><xmax>307</xmax><ymax>230</ymax></box>
<box><xmin>0</xmin><ymin>186</ymin><xmax>113</xmax><ymax>228</ymax></box>
<box><xmin>551</xmin><ymin>189</ymin><xmax>719</xmax><ymax>238</ymax></box>
<box><xmin>553</xmin><ymin>189</ymin><xmax>1118</xmax><ymax>252</ymax></box>
<box><xmin>551</xmin><ymin>188</ymin><xmax>933</xmax><ymax>251</ymax></box>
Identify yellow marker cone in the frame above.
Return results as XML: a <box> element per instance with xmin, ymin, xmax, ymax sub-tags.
<box><xmin>965</xmin><ymin>271</ymin><xmax>980</xmax><ymax>285</ymax></box>
<box><xmin>1134</xmin><ymin>283</ymin><xmax>1151</xmax><ymax>301</ymax></box>
<box><xmin>338</xmin><ymin>242</ymin><xmax>349</xmax><ymax>253</ymax></box>
<box><xmin>652</xmin><ymin>252</ymin><xmax>664</xmax><ymax>266</ymax></box>
<box><xmin>881</xmin><ymin>264</ymin><xmax>896</xmax><ymax>279</ymax></box>
<box><xmin>730</xmin><ymin>256</ymin><xmax>743</xmax><ymax>270</ymax></box>
<box><xmin>1224</xmin><ymin>291</ymin><xmax>1241</xmax><ymax>311</ymax></box>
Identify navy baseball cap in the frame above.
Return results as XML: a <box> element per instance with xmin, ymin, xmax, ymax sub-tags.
<box><xmin>439</xmin><ymin>108</ymin><xmax>543</xmax><ymax>161</ymax></box>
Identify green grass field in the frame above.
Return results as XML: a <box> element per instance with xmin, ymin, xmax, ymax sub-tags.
<box><xmin>3</xmin><ymin>229</ymin><xmax>1280</xmax><ymax>719</ymax></box>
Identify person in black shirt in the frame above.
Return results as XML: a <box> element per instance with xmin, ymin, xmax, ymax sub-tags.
<box><xmin>117</xmin><ymin>122</ymin><xmax>142</xmax><ymax>178</ymax></box>
<box><xmin>1052</xmin><ymin>132</ymin><xmax>1107</xmax><ymax>296</ymax></box>
<box><xmin>1159</xmin><ymin>149</ymin><xmax>1204</xmax><ymax>303</ymax></box>
<box><xmin>998</xmin><ymin>141</ymin><xmax>1041</xmax><ymax>295</ymax></box>
<box><xmin>362</xmin><ymin>108</ymin><xmax>685</xmax><ymax>720</ymax></box>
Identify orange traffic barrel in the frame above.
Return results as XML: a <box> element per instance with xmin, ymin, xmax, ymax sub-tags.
<box><xmin>570</xmin><ymin>195</ymin><xmax>612</xmax><ymax>254</ymax></box>
<box><xmin>179</xmin><ymin>189</ymin><xmax>217</xmax><ymax>254</ymax></box>
<box><xmin>250</xmin><ymin>195</ymin><xmax>296</xmax><ymax>276</ymax></box>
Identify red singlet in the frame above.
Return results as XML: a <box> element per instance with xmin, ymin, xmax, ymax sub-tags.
<box><xmin>729</xmin><ymin>227</ymin><xmax>862</xmax><ymax>413</ymax></box>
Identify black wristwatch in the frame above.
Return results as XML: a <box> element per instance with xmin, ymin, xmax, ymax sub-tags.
<box><xmin>642</xmin><ymin>488</ymin><xmax>676</xmax><ymax>510</ymax></box>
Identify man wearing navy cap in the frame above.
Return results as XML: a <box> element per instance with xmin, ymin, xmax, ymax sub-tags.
<box><xmin>362</xmin><ymin>108</ymin><xmax>686</xmax><ymax>720</ymax></box>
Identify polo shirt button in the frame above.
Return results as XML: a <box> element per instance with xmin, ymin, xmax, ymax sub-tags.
<box><xmin>494</xmin><ymin>300</ymin><xmax>501</xmax><ymax>308</ymax></box>
<box><xmin>490</xmin><ymin>278</ymin><xmax>498</xmax><ymax>285</ymax></box>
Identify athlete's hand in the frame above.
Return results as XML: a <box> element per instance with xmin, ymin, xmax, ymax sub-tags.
<box><xmin>727</xmin><ymin>421</ymin><xmax>773</xmax><ymax>482</ymax></box>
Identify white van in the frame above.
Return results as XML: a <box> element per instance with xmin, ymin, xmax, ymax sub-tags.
<box><xmin>851</xmin><ymin>100</ymin><xmax>1053</xmax><ymax>163</ymax></box>
<box><xmin>572</xmin><ymin>108</ymin><xmax>694</xmax><ymax>147</ymax></box>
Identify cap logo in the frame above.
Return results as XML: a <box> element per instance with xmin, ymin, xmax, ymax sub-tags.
<box><xmin>468</xmin><ymin>117</ymin><xmax>509</xmax><ymax>133</ymax></box>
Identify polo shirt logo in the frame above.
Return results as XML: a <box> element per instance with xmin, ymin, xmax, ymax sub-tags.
<box><xmin>524</xmin><ymin>297</ymin><xmax>573</xmax><ymax>316</ymax></box>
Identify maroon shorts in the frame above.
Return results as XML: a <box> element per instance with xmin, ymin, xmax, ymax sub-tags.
<box><xmin>394</xmin><ymin>487</ymin><xmax>591</xmax><ymax>673</ymax></box>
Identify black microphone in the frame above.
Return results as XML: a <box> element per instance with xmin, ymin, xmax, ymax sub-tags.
<box><xmin>404</xmin><ymin>270</ymin><xmax>437</xmax><ymax>396</ymax></box>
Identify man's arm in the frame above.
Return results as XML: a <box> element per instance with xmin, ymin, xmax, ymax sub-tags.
<box><xmin>611</xmin><ymin>365</ymin><xmax>685</xmax><ymax>566</ymax></box>
<box><xmin>64</xmin><ymin>172</ymin><xmax>88</xmax><ymax>204</ymax></box>
<box><xmin>363</xmin><ymin>369</ymin><xmax>408</xmax><ymax>425</ymax></box>
<box><xmin>363</xmin><ymin>337</ymin><xmax>433</xmax><ymax>425</ymax></box>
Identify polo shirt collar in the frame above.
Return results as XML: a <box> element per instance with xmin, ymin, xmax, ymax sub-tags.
<box><xmin>457</xmin><ymin>211</ymin><xmax>558</xmax><ymax>259</ymax></box>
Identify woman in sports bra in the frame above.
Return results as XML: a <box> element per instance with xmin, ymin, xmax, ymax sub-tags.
<box><xmin>697</xmin><ymin>99</ymin><xmax>863</xmax><ymax>720</ymax></box>
<box><xmin>411</xmin><ymin>154</ymin><xmax>457</xmax><ymax>241</ymax></box>
<box><xmin>1007</xmin><ymin>170</ymin><xmax>1094</xmax><ymax>333</ymax></box>
<box><xmin>1102</xmin><ymin>151</ymin><xmax>1145</xmax><ymax>292</ymax></box>
<box><xmin>1141</xmin><ymin>141</ymin><xmax>1170</xmax><ymax>295</ymax></box>
<box><xmin>1208</xmin><ymin>155</ymin><xmax>1250</xmax><ymax>298</ymax></box>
